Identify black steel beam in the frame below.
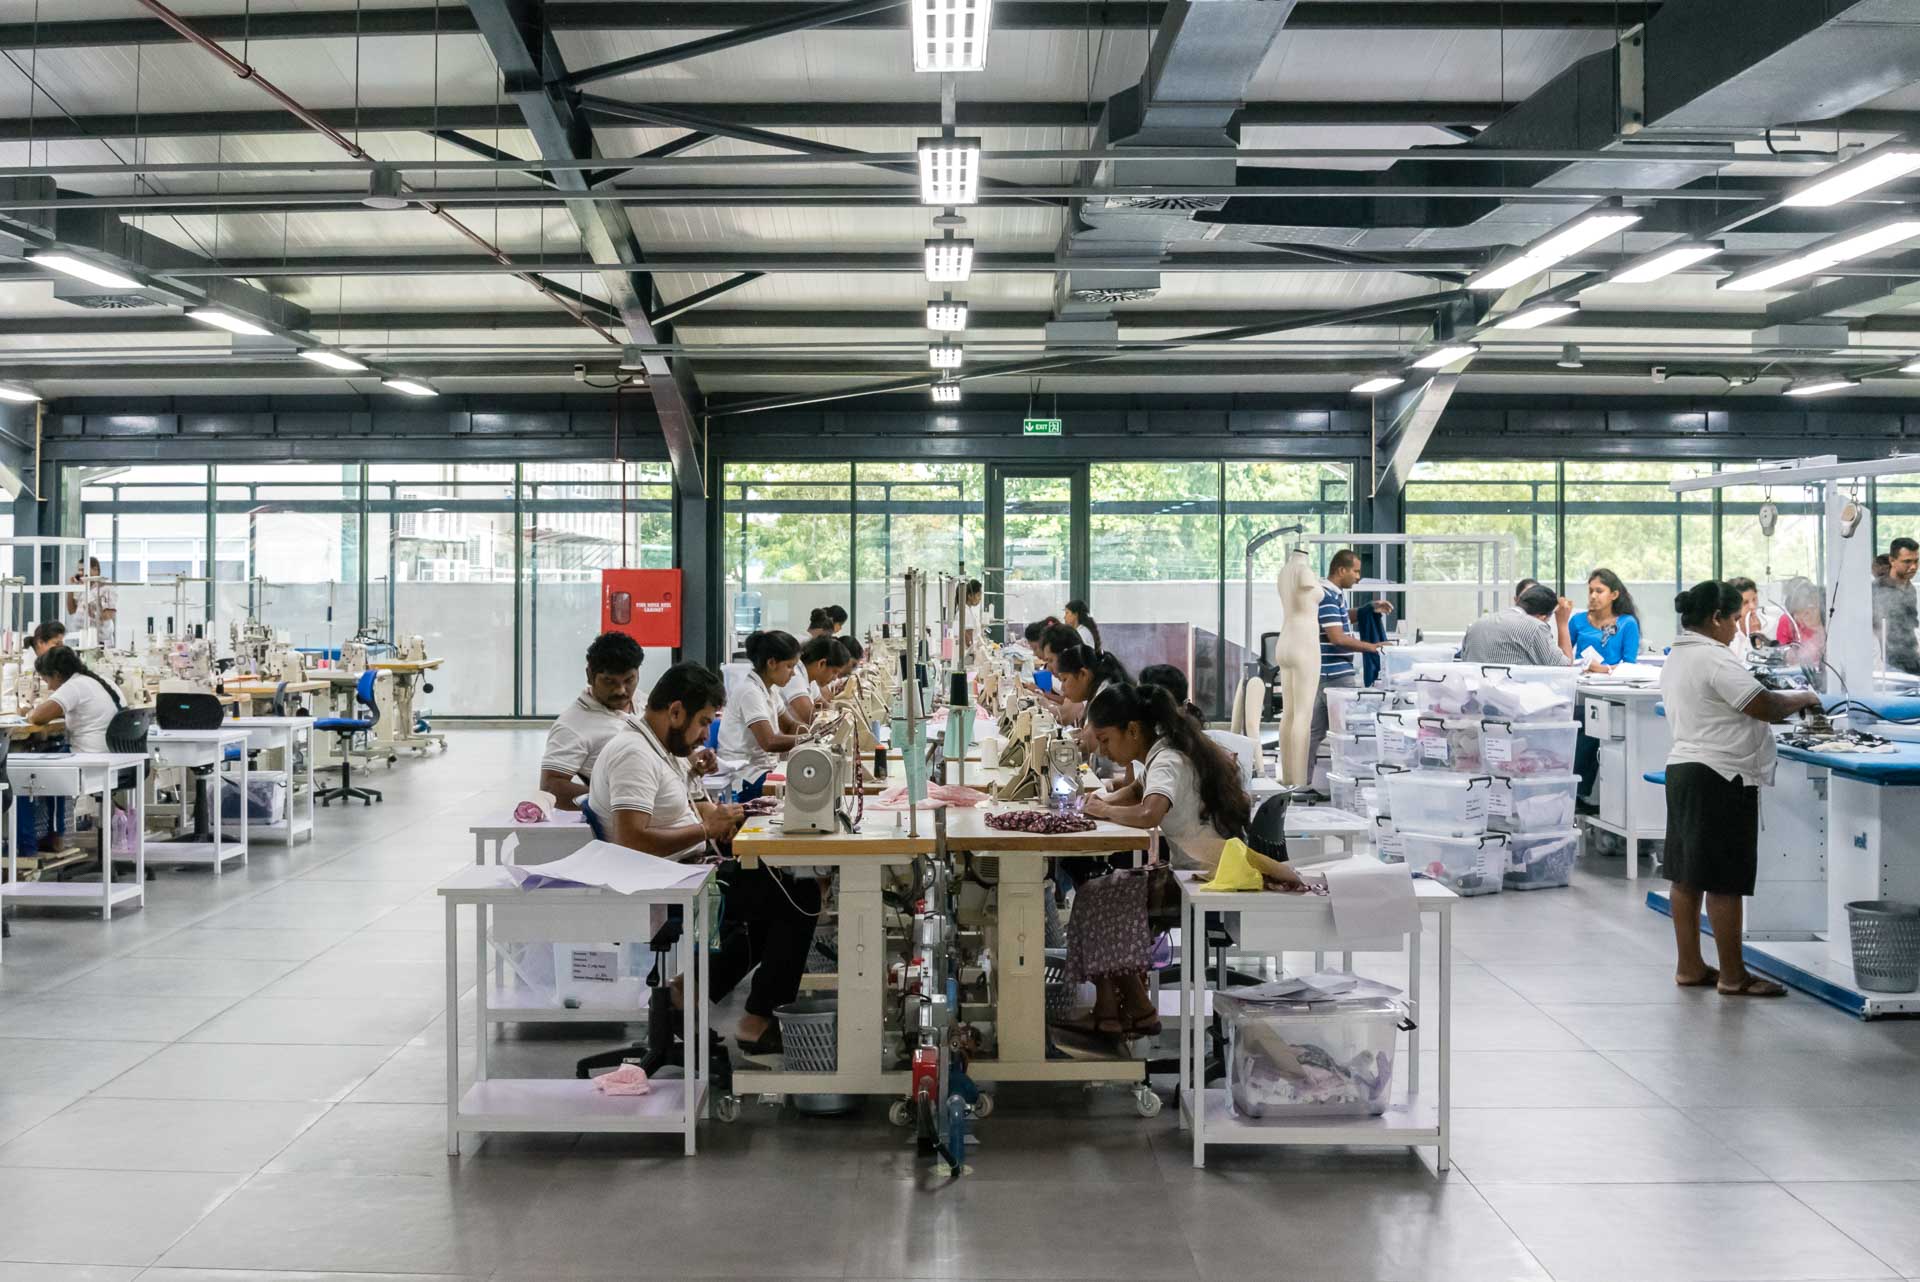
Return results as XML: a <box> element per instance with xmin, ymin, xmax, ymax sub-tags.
<box><xmin>651</xmin><ymin>272</ymin><xmax>767</xmax><ymax>325</ymax></box>
<box><xmin>466</xmin><ymin>0</ymin><xmax>706</xmax><ymax>494</ymax></box>
<box><xmin>0</xmin><ymin>101</ymin><xmax>1517</xmax><ymax>143</ymax></box>
<box><xmin>0</xmin><ymin>4</ymin><xmax>1661</xmax><ymax>50</ymax></box>
<box><xmin>428</xmin><ymin>130</ymin><xmax>555</xmax><ymax>187</ymax></box>
<box><xmin>560</xmin><ymin>0</ymin><xmax>908</xmax><ymax>86</ymax></box>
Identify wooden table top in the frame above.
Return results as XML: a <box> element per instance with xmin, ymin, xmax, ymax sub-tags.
<box><xmin>733</xmin><ymin>803</ymin><xmax>1152</xmax><ymax>858</ymax></box>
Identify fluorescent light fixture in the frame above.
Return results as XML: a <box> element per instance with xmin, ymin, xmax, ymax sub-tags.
<box><xmin>1491</xmin><ymin>301</ymin><xmax>1579</xmax><ymax>330</ymax></box>
<box><xmin>918</xmin><ymin>137</ymin><xmax>981</xmax><ymax>205</ymax></box>
<box><xmin>1605</xmin><ymin>241</ymin><xmax>1723</xmax><ymax>285</ymax></box>
<box><xmin>1784</xmin><ymin>376</ymin><xmax>1857</xmax><ymax>396</ymax></box>
<box><xmin>299</xmin><ymin>349</ymin><xmax>367</xmax><ymax>372</ymax></box>
<box><xmin>928</xmin><ymin>341</ymin><xmax>964</xmax><ymax>369</ymax></box>
<box><xmin>0</xmin><ymin>383</ymin><xmax>41</xmax><ymax>404</ymax></box>
<box><xmin>911</xmin><ymin>0</ymin><xmax>993</xmax><ymax>72</ymax></box>
<box><xmin>26</xmin><ymin>252</ymin><xmax>140</xmax><ymax>290</ymax></box>
<box><xmin>381</xmin><ymin>377</ymin><xmax>437</xmax><ymax>397</ymax></box>
<box><xmin>1351</xmin><ymin>375</ymin><xmax>1404</xmax><ymax>394</ymax></box>
<box><xmin>188</xmin><ymin>308</ymin><xmax>271</xmax><ymax>337</ymax></box>
<box><xmin>1467</xmin><ymin>207</ymin><xmax>1644</xmax><ymax>291</ymax></box>
<box><xmin>931</xmin><ymin>378</ymin><xmax>962</xmax><ymax>404</ymax></box>
<box><xmin>1723</xmin><ymin>214</ymin><xmax>1920</xmax><ymax>292</ymax></box>
<box><xmin>927</xmin><ymin>299</ymin><xmax>969</xmax><ymax>330</ymax></box>
<box><xmin>1784</xmin><ymin>141</ymin><xmax>1920</xmax><ymax>208</ymax></box>
<box><xmin>924</xmin><ymin>237</ymin><xmax>975</xmax><ymax>282</ymax></box>
<box><xmin>1901</xmin><ymin>357</ymin><xmax>1920</xmax><ymax>374</ymax></box>
<box><xmin>1410</xmin><ymin>343</ymin><xmax>1479</xmax><ymax>369</ymax></box>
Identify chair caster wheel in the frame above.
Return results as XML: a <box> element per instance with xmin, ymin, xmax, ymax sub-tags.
<box><xmin>888</xmin><ymin>1100</ymin><xmax>913</xmax><ymax>1127</ymax></box>
<box><xmin>714</xmin><ymin>1094</ymin><xmax>741</xmax><ymax>1123</ymax></box>
<box><xmin>1134</xmin><ymin>1085</ymin><xmax>1163</xmax><ymax>1118</ymax></box>
<box><xmin>970</xmin><ymin>1092</ymin><xmax>993</xmax><ymax>1120</ymax></box>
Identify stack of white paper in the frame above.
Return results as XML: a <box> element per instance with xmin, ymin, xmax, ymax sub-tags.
<box><xmin>1325</xmin><ymin>856</ymin><xmax>1418</xmax><ymax>941</ymax></box>
<box><xmin>502</xmin><ymin>841</ymin><xmax>709</xmax><ymax>893</ymax></box>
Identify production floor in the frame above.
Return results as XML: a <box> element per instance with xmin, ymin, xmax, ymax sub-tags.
<box><xmin>4</xmin><ymin>730</ymin><xmax>1920</xmax><ymax>1282</ymax></box>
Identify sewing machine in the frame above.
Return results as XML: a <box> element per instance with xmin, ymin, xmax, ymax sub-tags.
<box><xmin>229</xmin><ymin>617</ymin><xmax>275</xmax><ymax>676</ymax></box>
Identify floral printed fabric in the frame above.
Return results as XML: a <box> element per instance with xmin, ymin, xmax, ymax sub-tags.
<box><xmin>1064</xmin><ymin>870</ymin><xmax>1152</xmax><ymax>981</ymax></box>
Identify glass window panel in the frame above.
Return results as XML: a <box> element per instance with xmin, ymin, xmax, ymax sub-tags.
<box><xmin>79</xmin><ymin>464</ymin><xmax>212</xmax><ymax>642</ymax></box>
<box><xmin>854</xmin><ymin>463</ymin><xmax>983</xmax><ymax>637</ymax></box>
<box><xmin>1723</xmin><ymin>471</ymin><xmax>1828</xmax><ymax>647</ymax></box>
<box><xmin>213</xmin><ymin>464</ymin><xmax>361</xmax><ymax>651</ymax></box>
<box><xmin>1404</xmin><ymin>462</ymin><xmax>1556</xmax><ymax>636</ymax></box>
<box><xmin>1224</xmin><ymin>462</ymin><xmax>1351</xmax><ymax>713</ymax></box>
<box><xmin>524</xmin><ymin>461</ymin><xmax>675</xmax><ymax>717</ymax></box>
<box><xmin>722</xmin><ymin>463</ymin><xmax>853</xmax><ymax>655</ymax></box>
<box><xmin>1091</xmin><ymin>462</ymin><xmax>1222</xmax><ymax>708</ymax></box>
<box><xmin>1000</xmin><ymin>474</ymin><xmax>1073</xmax><ymax>632</ymax></box>
<box><xmin>1563</xmin><ymin>461</ymin><xmax>1714</xmax><ymax>650</ymax></box>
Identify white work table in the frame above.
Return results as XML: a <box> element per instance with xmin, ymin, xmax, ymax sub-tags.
<box><xmin>1177</xmin><ymin>867</ymin><xmax>1456</xmax><ymax>1169</ymax></box>
<box><xmin>438</xmin><ymin>862</ymin><xmax>714</xmax><ymax>1154</ymax></box>
<box><xmin>3</xmin><ymin>752</ymin><xmax>149</xmax><ymax>918</ymax></box>
<box><xmin>227</xmin><ymin>716</ymin><xmax>317</xmax><ymax>845</ymax></box>
<box><xmin>147</xmin><ymin>727</ymin><xmax>251</xmax><ymax>874</ymax></box>
<box><xmin>731</xmin><ymin>805</ymin><xmax>1156</xmax><ymax>1107</ymax></box>
<box><xmin>470</xmin><ymin>809</ymin><xmax>595</xmax><ymax>866</ymax></box>
<box><xmin>1577</xmin><ymin>678</ymin><xmax>1667</xmax><ymax>880</ymax></box>
<box><xmin>467</xmin><ymin>809</ymin><xmax>603</xmax><ymax>1025</ymax></box>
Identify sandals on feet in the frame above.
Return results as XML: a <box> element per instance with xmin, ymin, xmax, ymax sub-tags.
<box><xmin>1675</xmin><ymin>967</ymin><xmax>1720</xmax><ymax>988</ymax></box>
<box><xmin>1718</xmin><ymin>975</ymin><xmax>1787</xmax><ymax>997</ymax></box>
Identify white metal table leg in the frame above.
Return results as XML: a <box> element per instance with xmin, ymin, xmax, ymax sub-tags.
<box><xmin>1437</xmin><ymin>905</ymin><xmax>1452</xmax><ymax>1171</ymax></box>
<box><xmin>444</xmin><ymin>896</ymin><xmax>461</xmax><ymax>1156</ymax></box>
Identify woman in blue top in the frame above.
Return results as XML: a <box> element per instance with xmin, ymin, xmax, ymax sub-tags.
<box><xmin>1570</xmin><ymin>568</ymin><xmax>1640</xmax><ymax>810</ymax></box>
<box><xmin>1567</xmin><ymin>568</ymin><xmax>1641</xmax><ymax>670</ymax></box>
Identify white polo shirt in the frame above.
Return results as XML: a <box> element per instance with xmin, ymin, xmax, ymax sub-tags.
<box><xmin>540</xmin><ymin>689</ymin><xmax>629</xmax><ymax>781</ymax></box>
<box><xmin>52</xmin><ymin>673</ymin><xmax>118</xmax><ymax>754</ymax></box>
<box><xmin>1662</xmin><ymin>630</ymin><xmax>1773</xmax><ymax>784</ymax></box>
<box><xmin>718</xmin><ymin>669</ymin><xmax>780</xmax><ymax>778</ymax></box>
<box><xmin>1141</xmin><ymin>739</ymin><xmax>1224</xmax><ymax>871</ymax></box>
<box><xmin>588</xmin><ymin>722</ymin><xmax>705</xmax><ymax>861</ymax></box>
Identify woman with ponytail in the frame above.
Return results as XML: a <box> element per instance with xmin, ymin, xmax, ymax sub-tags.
<box><xmin>29</xmin><ymin>644</ymin><xmax>122</xmax><ymax>753</ymax></box>
<box><xmin>716</xmin><ymin>630</ymin><xmax>802</xmax><ymax>802</ymax></box>
<box><xmin>1083</xmin><ymin>682</ymin><xmax>1251</xmax><ymax>870</ymax></box>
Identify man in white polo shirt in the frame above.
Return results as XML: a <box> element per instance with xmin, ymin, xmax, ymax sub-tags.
<box><xmin>538</xmin><ymin>632</ymin><xmax>644</xmax><ymax>810</ymax></box>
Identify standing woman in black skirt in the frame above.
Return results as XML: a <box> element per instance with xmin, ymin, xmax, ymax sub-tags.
<box><xmin>1661</xmin><ymin>581</ymin><xmax>1821</xmax><ymax>996</ymax></box>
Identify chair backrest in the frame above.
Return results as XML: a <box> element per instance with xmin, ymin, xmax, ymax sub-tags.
<box><xmin>156</xmin><ymin>691</ymin><xmax>225</xmax><ymax>730</ymax></box>
<box><xmin>1259</xmin><ymin>631</ymin><xmax>1280</xmax><ymax>670</ymax></box>
<box><xmin>580</xmin><ymin>798</ymin><xmax>608</xmax><ymax>841</ymax></box>
<box><xmin>705</xmin><ymin>717</ymin><xmax>722</xmax><ymax>751</ymax></box>
<box><xmin>1206</xmin><ymin>728</ymin><xmax>1258</xmax><ymax>785</ymax></box>
<box><xmin>356</xmin><ymin>668</ymin><xmax>380</xmax><ymax>720</ymax></box>
<box><xmin>270</xmin><ymin>680</ymin><xmax>288</xmax><ymax>717</ymax></box>
<box><xmin>106</xmin><ymin>707</ymin><xmax>150</xmax><ymax>756</ymax></box>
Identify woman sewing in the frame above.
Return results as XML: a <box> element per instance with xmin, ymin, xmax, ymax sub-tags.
<box><xmin>1662</xmin><ymin>580</ymin><xmax>1819</xmax><ymax>996</ymax></box>
<box><xmin>717</xmin><ymin>630</ymin><xmax>803</xmax><ymax>802</ymax></box>
<box><xmin>779</xmin><ymin>634</ymin><xmax>851</xmax><ymax>728</ymax></box>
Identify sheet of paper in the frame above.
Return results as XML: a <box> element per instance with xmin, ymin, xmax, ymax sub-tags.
<box><xmin>1325</xmin><ymin>856</ymin><xmax>1418</xmax><ymax>943</ymax></box>
<box><xmin>501</xmin><ymin>840</ymin><xmax>709</xmax><ymax>894</ymax></box>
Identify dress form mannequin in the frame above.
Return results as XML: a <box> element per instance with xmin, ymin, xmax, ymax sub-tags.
<box><xmin>1276</xmin><ymin>548</ymin><xmax>1324</xmax><ymax>787</ymax></box>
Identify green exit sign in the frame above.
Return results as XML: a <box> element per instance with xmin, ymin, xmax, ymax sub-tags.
<box><xmin>1023</xmin><ymin>417</ymin><xmax>1063</xmax><ymax>437</ymax></box>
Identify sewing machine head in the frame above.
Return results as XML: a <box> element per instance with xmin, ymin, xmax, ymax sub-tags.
<box><xmin>397</xmin><ymin>635</ymin><xmax>428</xmax><ymax>662</ymax></box>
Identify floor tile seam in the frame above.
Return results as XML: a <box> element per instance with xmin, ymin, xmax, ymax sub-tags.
<box><xmin>1775</xmin><ymin>1181</ymin><xmax>1912</xmax><ymax>1280</ymax></box>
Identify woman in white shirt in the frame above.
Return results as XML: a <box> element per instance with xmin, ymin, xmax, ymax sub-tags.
<box><xmin>717</xmin><ymin>630</ymin><xmax>803</xmax><ymax>801</ymax></box>
<box><xmin>1662</xmin><ymin>581</ymin><xmax>1820</xmax><ymax>997</ymax></box>
<box><xmin>1063</xmin><ymin>599</ymin><xmax>1101</xmax><ymax>651</ymax></box>
<box><xmin>779</xmin><ymin>634</ymin><xmax>849</xmax><ymax>729</ymax></box>
<box><xmin>28</xmin><ymin>644</ymin><xmax>121</xmax><ymax>753</ymax></box>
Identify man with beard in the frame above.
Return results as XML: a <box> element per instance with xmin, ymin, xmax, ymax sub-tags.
<box><xmin>590</xmin><ymin>662</ymin><xmax>818</xmax><ymax>1058</ymax></box>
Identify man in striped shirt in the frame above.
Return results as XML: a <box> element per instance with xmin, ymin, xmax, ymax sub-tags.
<box><xmin>1308</xmin><ymin>548</ymin><xmax>1386</xmax><ymax>789</ymax></box>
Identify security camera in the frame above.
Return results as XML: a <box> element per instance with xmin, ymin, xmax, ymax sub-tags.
<box><xmin>572</xmin><ymin>363</ymin><xmax>587</xmax><ymax>382</ymax></box>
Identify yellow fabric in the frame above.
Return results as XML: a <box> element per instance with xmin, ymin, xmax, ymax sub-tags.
<box><xmin>1198</xmin><ymin>838</ymin><xmax>1264</xmax><ymax>892</ymax></box>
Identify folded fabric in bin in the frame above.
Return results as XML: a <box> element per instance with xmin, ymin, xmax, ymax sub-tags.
<box><xmin>1481</xmin><ymin>678</ymin><xmax>1568</xmax><ymax>722</ymax></box>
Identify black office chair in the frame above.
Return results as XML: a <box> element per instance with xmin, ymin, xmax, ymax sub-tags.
<box><xmin>1257</xmin><ymin>630</ymin><xmax>1284</xmax><ymax>719</ymax></box>
<box><xmin>314</xmin><ymin>670</ymin><xmax>382</xmax><ymax>806</ymax></box>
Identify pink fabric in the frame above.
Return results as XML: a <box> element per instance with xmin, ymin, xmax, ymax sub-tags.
<box><xmin>592</xmin><ymin>1063</ymin><xmax>652</xmax><ymax>1095</ymax></box>
<box><xmin>514</xmin><ymin>799</ymin><xmax>548</xmax><ymax>823</ymax></box>
<box><xmin>867</xmin><ymin>782</ymin><xmax>992</xmax><ymax>810</ymax></box>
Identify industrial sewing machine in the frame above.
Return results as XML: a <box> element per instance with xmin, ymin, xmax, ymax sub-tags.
<box><xmin>229</xmin><ymin>617</ymin><xmax>275</xmax><ymax>676</ymax></box>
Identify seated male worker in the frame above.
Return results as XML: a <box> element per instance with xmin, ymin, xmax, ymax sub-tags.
<box><xmin>538</xmin><ymin>631</ymin><xmax>644</xmax><ymax>811</ymax></box>
<box><xmin>593</xmin><ymin>662</ymin><xmax>820</xmax><ymax>1057</ymax></box>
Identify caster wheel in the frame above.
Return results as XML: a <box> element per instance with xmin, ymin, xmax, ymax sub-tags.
<box><xmin>1134</xmin><ymin>1086</ymin><xmax>1163</xmax><ymax>1118</ymax></box>
<box><xmin>888</xmin><ymin>1100</ymin><xmax>913</xmax><ymax>1127</ymax></box>
<box><xmin>714</xmin><ymin>1094</ymin><xmax>741</xmax><ymax>1123</ymax></box>
<box><xmin>969</xmin><ymin>1093</ymin><xmax>994</xmax><ymax>1120</ymax></box>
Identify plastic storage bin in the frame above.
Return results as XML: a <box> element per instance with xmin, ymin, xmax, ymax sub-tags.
<box><xmin>1371</xmin><ymin>815</ymin><xmax>1405</xmax><ymax>864</ymax></box>
<box><xmin>1375</xmin><ymin>711</ymin><xmax>1419</xmax><ymax>769</ymax></box>
<box><xmin>1379</xmin><ymin>642</ymin><xmax>1460</xmax><ymax>685</ymax></box>
<box><xmin>1503</xmin><ymin>828</ymin><xmax>1580</xmax><ymax>890</ymax></box>
<box><xmin>1405</xmin><ymin>830</ymin><xmax>1509</xmax><ymax>897</ymax></box>
<box><xmin>1475</xmin><ymin>664</ymin><xmax>1578</xmax><ymax>723</ymax></box>
<box><xmin>1325</xmin><ymin>686</ymin><xmax>1392</xmax><ymax>734</ymax></box>
<box><xmin>1408</xmin><ymin>664</ymin><xmax>1482</xmax><ymax>718</ymax></box>
<box><xmin>1480</xmin><ymin>719</ymin><xmax>1579</xmax><ymax>776</ymax></box>
<box><xmin>1218</xmin><ymin>991</ymin><xmax>1407</xmax><ymax>1119</ymax></box>
<box><xmin>1490</xmin><ymin>773</ymin><xmax>1579</xmax><ymax>833</ymax></box>
<box><xmin>1382</xmin><ymin>770</ymin><xmax>1489</xmax><ymax>836</ymax></box>
<box><xmin>1415</xmin><ymin>716</ymin><xmax>1483</xmax><ymax>773</ymax></box>
<box><xmin>1328</xmin><ymin>731</ymin><xmax>1380</xmax><ymax>779</ymax></box>
<box><xmin>1329</xmin><ymin>771</ymin><xmax>1382</xmax><ymax>820</ymax></box>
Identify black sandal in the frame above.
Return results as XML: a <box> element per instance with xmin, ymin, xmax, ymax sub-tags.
<box><xmin>735</xmin><ymin>1027</ymin><xmax>785</xmax><ymax>1056</ymax></box>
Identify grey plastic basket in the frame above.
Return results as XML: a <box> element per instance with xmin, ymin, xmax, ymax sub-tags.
<box><xmin>1846</xmin><ymin>900</ymin><xmax>1920</xmax><ymax>994</ymax></box>
<box><xmin>772</xmin><ymin>998</ymin><xmax>854</xmax><ymax>1115</ymax></box>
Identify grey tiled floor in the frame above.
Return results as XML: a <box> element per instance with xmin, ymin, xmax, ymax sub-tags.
<box><xmin>2</xmin><ymin>729</ymin><xmax>1919</xmax><ymax>1282</ymax></box>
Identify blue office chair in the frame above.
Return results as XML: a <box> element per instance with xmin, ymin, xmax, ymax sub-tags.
<box><xmin>314</xmin><ymin>670</ymin><xmax>382</xmax><ymax>806</ymax></box>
